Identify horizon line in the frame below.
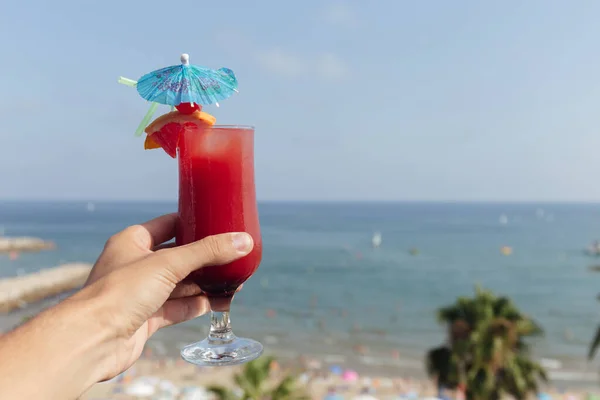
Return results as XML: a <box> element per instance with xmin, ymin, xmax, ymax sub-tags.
<box><xmin>3</xmin><ymin>198</ymin><xmax>600</xmax><ymax>205</ymax></box>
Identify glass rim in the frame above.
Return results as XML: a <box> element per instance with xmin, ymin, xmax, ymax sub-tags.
<box><xmin>210</xmin><ymin>125</ymin><xmax>255</xmax><ymax>131</ymax></box>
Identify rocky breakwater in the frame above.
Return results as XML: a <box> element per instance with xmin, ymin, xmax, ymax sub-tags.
<box><xmin>0</xmin><ymin>263</ymin><xmax>93</xmax><ymax>313</ymax></box>
<box><xmin>0</xmin><ymin>236</ymin><xmax>55</xmax><ymax>253</ymax></box>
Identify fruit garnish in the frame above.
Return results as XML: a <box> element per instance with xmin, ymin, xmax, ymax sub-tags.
<box><xmin>144</xmin><ymin>110</ymin><xmax>216</xmax><ymax>158</ymax></box>
<box><xmin>148</xmin><ymin>122</ymin><xmax>181</xmax><ymax>157</ymax></box>
<box><xmin>118</xmin><ymin>54</ymin><xmax>237</xmax><ymax>136</ymax></box>
<box><xmin>146</xmin><ymin>110</ymin><xmax>216</xmax><ymax>132</ymax></box>
<box><xmin>176</xmin><ymin>102</ymin><xmax>202</xmax><ymax>115</ymax></box>
<box><xmin>144</xmin><ymin>134</ymin><xmax>161</xmax><ymax>150</ymax></box>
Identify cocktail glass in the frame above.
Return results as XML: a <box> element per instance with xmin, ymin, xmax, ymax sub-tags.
<box><xmin>177</xmin><ymin>125</ymin><xmax>263</xmax><ymax>366</ymax></box>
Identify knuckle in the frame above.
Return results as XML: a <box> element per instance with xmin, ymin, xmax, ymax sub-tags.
<box><xmin>123</xmin><ymin>225</ymin><xmax>147</xmax><ymax>242</ymax></box>
<box><xmin>201</xmin><ymin>235</ymin><xmax>227</xmax><ymax>262</ymax></box>
<box><xmin>104</xmin><ymin>232</ymin><xmax>122</xmax><ymax>250</ymax></box>
<box><xmin>105</xmin><ymin>225</ymin><xmax>141</xmax><ymax>247</ymax></box>
<box><xmin>105</xmin><ymin>225</ymin><xmax>149</xmax><ymax>252</ymax></box>
<box><xmin>156</xmin><ymin>250</ymin><xmax>188</xmax><ymax>283</ymax></box>
<box><xmin>150</xmin><ymin>235</ymin><xmax>234</xmax><ymax>283</ymax></box>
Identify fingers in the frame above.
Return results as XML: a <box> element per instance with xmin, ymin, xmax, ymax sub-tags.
<box><xmin>104</xmin><ymin>213</ymin><xmax>177</xmax><ymax>252</ymax></box>
<box><xmin>91</xmin><ymin>214</ymin><xmax>178</xmax><ymax>283</ymax></box>
<box><xmin>148</xmin><ymin>295</ymin><xmax>210</xmax><ymax>335</ymax></box>
<box><xmin>168</xmin><ymin>282</ymin><xmax>243</xmax><ymax>300</ymax></box>
<box><xmin>152</xmin><ymin>232</ymin><xmax>254</xmax><ymax>282</ymax></box>
<box><xmin>140</xmin><ymin>213</ymin><xmax>178</xmax><ymax>249</ymax></box>
<box><xmin>169</xmin><ymin>281</ymin><xmax>202</xmax><ymax>299</ymax></box>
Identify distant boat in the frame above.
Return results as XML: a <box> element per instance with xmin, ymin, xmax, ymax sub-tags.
<box><xmin>86</xmin><ymin>202</ymin><xmax>96</xmax><ymax>212</ymax></box>
<box><xmin>540</xmin><ymin>357</ymin><xmax>562</xmax><ymax>370</ymax></box>
<box><xmin>586</xmin><ymin>241</ymin><xmax>600</xmax><ymax>257</ymax></box>
<box><xmin>499</xmin><ymin>214</ymin><xmax>508</xmax><ymax>225</ymax></box>
<box><xmin>372</xmin><ymin>232</ymin><xmax>382</xmax><ymax>248</ymax></box>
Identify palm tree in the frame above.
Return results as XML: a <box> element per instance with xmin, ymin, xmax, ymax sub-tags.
<box><xmin>588</xmin><ymin>265</ymin><xmax>600</xmax><ymax>361</ymax></box>
<box><xmin>426</xmin><ymin>286</ymin><xmax>546</xmax><ymax>400</ymax></box>
<box><xmin>589</xmin><ymin>325</ymin><xmax>600</xmax><ymax>361</ymax></box>
<box><xmin>208</xmin><ymin>356</ymin><xmax>309</xmax><ymax>400</ymax></box>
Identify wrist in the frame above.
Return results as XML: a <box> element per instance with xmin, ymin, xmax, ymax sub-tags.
<box><xmin>0</xmin><ymin>288</ymin><xmax>115</xmax><ymax>399</ymax></box>
<box><xmin>60</xmin><ymin>283</ymin><xmax>119</xmax><ymax>384</ymax></box>
<box><xmin>43</xmin><ymin>288</ymin><xmax>116</xmax><ymax>395</ymax></box>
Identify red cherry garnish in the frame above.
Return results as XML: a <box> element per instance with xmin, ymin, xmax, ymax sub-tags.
<box><xmin>175</xmin><ymin>102</ymin><xmax>201</xmax><ymax>114</ymax></box>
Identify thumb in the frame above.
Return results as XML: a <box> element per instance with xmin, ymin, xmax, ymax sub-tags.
<box><xmin>152</xmin><ymin>232</ymin><xmax>254</xmax><ymax>282</ymax></box>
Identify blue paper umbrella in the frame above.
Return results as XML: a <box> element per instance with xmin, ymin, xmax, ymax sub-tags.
<box><xmin>136</xmin><ymin>54</ymin><xmax>238</xmax><ymax>106</ymax></box>
<box><xmin>118</xmin><ymin>54</ymin><xmax>238</xmax><ymax>136</ymax></box>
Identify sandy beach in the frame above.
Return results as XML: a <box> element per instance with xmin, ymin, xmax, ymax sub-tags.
<box><xmin>81</xmin><ymin>354</ymin><xmax>437</xmax><ymax>400</ymax></box>
<box><xmin>79</xmin><ymin>352</ymin><xmax>599</xmax><ymax>400</ymax></box>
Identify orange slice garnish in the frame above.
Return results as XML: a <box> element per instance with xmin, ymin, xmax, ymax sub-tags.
<box><xmin>144</xmin><ymin>110</ymin><xmax>216</xmax><ymax>158</ymax></box>
<box><xmin>144</xmin><ymin>134</ymin><xmax>161</xmax><ymax>150</ymax></box>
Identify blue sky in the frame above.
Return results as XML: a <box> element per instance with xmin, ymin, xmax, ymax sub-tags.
<box><xmin>1</xmin><ymin>1</ymin><xmax>600</xmax><ymax>201</ymax></box>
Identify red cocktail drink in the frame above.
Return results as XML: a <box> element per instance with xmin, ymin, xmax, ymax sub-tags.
<box><xmin>177</xmin><ymin>125</ymin><xmax>262</xmax><ymax>297</ymax></box>
<box><xmin>177</xmin><ymin>125</ymin><xmax>263</xmax><ymax>366</ymax></box>
<box><xmin>119</xmin><ymin>51</ymin><xmax>257</xmax><ymax>367</ymax></box>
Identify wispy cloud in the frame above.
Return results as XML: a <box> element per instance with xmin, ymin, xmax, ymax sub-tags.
<box><xmin>316</xmin><ymin>53</ymin><xmax>350</xmax><ymax>80</ymax></box>
<box><xmin>214</xmin><ymin>29</ymin><xmax>254</xmax><ymax>56</ymax></box>
<box><xmin>215</xmin><ymin>28</ymin><xmax>350</xmax><ymax>81</ymax></box>
<box><xmin>319</xmin><ymin>1</ymin><xmax>358</xmax><ymax>28</ymax></box>
<box><xmin>256</xmin><ymin>49</ymin><xmax>350</xmax><ymax>81</ymax></box>
<box><xmin>255</xmin><ymin>49</ymin><xmax>305</xmax><ymax>78</ymax></box>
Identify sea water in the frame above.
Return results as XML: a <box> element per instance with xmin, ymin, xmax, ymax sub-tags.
<box><xmin>1</xmin><ymin>201</ymin><xmax>599</xmax><ymax>384</ymax></box>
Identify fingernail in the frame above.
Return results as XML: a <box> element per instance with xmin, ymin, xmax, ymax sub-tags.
<box><xmin>232</xmin><ymin>233</ymin><xmax>252</xmax><ymax>254</ymax></box>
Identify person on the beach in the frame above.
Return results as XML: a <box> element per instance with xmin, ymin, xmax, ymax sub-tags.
<box><xmin>324</xmin><ymin>386</ymin><xmax>345</xmax><ymax>400</ymax></box>
<box><xmin>0</xmin><ymin>213</ymin><xmax>254</xmax><ymax>399</ymax></box>
<box><xmin>353</xmin><ymin>387</ymin><xmax>379</xmax><ymax>400</ymax></box>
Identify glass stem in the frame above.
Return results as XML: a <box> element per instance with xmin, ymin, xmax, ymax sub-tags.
<box><xmin>207</xmin><ymin>311</ymin><xmax>236</xmax><ymax>345</ymax></box>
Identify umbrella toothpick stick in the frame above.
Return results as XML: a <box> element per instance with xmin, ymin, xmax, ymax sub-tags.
<box><xmin>118</xmin><ymin>77</ymin><xmax>138</xmax><ymax>87</ymax></box>
<box><xmin>135</xmin><ymin>102</ymin><xmax>159</xmax><ymax>136</ymax></box>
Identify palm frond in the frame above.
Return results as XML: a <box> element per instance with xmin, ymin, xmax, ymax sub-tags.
<box><xmin>589</xmin><ymin>324</ymin><xmax>600</xmax><ymax>360</ymax></box>
<box><xmin>207</xmin><ymin>385</ymin><xmax>239</xmax><ymax>400</ymax></box>
<box><xmin>270</xmin><ymin>375</ymin><xmax>309</xmax><ymax>400</ymax></box>
<box><xmin>426</xmin><ymin>346</ymin><xmax>460</xmax><ymax>388</ymax></box>
<box><xmin>216</xmin><ymin>356</ymin><xmax>310</xmax><ymax>400</ymax></box>
<box><xmin>427</xmin><ymin>286</ymin><xmax>547</xmax><ymax>400</ymax></box>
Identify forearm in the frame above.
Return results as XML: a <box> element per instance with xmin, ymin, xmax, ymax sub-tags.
<box><xmin>0</xmin><ymin>292</ymin><xmax>113</xmax><ymax>399</ymax></box>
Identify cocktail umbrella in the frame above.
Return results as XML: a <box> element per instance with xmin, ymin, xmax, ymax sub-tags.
<box><xmin>118</xmin><ymin>53</ymin><xmax>238</xmax><ymax>136</ymax></box>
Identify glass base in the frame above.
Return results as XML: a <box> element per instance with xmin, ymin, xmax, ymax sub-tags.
<box><xmin>180</xmin><ymin>337</ymin><xmax>263</xmax><ymax>367</ymax></box>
